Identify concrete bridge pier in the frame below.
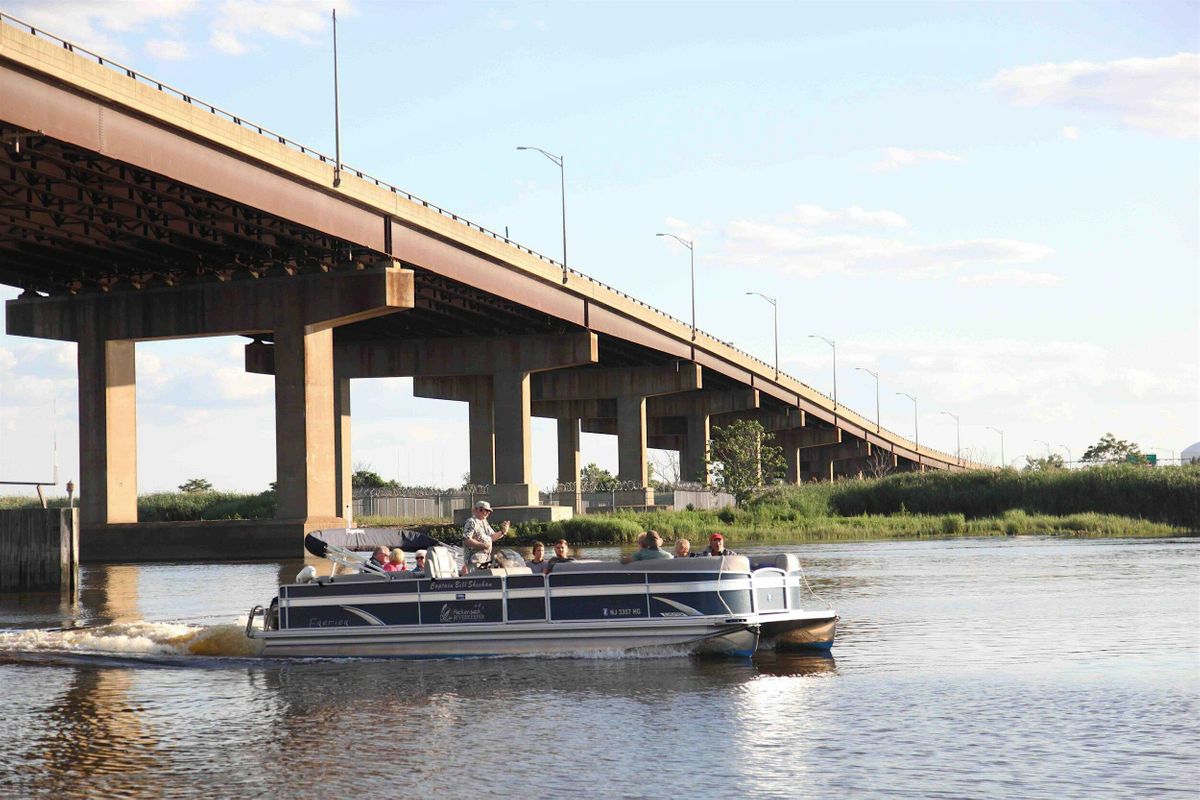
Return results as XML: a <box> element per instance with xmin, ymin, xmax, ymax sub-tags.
<box><xmin>77</xmin><ymin>336</ymin><xmax>138</xmax><ymax>526</ymax></box>
<box><xmin>556</xmin><ymin>416</ymin><xmax>582</xmax><ymax>512</ymax></box>
<box><xmin>647</xmin><ymin>390</ymin><xmax>760</xmax><ymax>486</ymax></box>
<box><xmin>8</xmin><ymin>266</ymin><xmax>413</xmax><ymax>559</ymax></box>
<box><xmin>531</xmin><ymin>363</ymin><xmax>702</xmax><ymax>508</ymax></box>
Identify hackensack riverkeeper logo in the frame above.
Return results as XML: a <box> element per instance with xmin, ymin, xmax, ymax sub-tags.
<box><xmin>440</xmin><ymin>603</ymin><xmax>487</xmax><ymax>623</ymax></box>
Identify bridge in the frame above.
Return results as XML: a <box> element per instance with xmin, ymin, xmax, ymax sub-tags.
<box><xmin>0</xmin><ymin>16</ymin><xmax>973</xmax><ymax>559</ymax></box>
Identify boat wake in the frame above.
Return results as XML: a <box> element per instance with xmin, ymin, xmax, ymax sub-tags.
<box><xmin>0</xmin><ymin>621</ymin><xmax>266</xmax><ymax>665</ymax></box>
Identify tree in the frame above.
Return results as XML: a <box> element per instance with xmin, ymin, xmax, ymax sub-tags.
<box><xmin>709</xmin><ymin>419</ymin><xmax>785</xmax><ymax>505</ymax></box>
<box><xmin>649</xmin><ymin>450</ymin><xmax>680</xmax><ymax>488</ymax></box>
<box><xmin>178</xmin><ymin>477</ymin><xmax>213</xmax><ymax>493</ymax></box>
<box><xmin>866</xmin><ymin>448</ymin><xmax>896</xmax><ymax>479</ymax></box>
<box><xmin>579</xmin><ymin>463</ymin><xmax>619</xmax><ymax>491</ymax></box>
<box><xmin>352</xmin><ymin>467</ymin><xmax>398</xmax><ymax>490</ymax></box>
<box><xmin>1081</xmin><ymin>433</ymin><xmax>1146</xmax><ymax>465</ymax></box>
<box><xmin>1023</xmin><ymin>454</ymin><xmax>1064</xmax><ymax>471</ymax></box>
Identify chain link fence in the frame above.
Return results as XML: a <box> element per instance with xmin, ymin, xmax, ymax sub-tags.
<box><xmin>352</xmin><ymin>484</ymin><xmax>734</xmax><ymax>519</ymax></box>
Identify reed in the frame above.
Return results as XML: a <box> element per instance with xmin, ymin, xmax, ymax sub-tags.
<box><xmin>824</xmin><ymin>464</ymin><xmax>1200</xmax><ymax>528</ymax></box>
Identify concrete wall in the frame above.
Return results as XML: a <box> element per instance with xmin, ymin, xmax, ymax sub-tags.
<box><xmin>0</xmin><ymin>508</ymin><xmax>78</xmax><ymax>592</ymax></box>
<box><xmin>79</xmin><ymin>520</ymin><xmax>308</xmax><ymax>563</ymax></box>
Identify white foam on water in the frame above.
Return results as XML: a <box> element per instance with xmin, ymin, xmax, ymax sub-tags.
<box><xmin>0</xmin><ymin>621</ymin><xmax>265</xmax><ymax>659</ymax></box>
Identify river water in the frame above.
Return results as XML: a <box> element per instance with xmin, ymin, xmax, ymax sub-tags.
<box><xmin>0</xmin><ymin>536</ymin><xmax>1196</xmax><ymax>799</ymax></box>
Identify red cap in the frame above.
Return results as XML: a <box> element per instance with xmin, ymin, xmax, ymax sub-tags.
<box><xmin>710</xmin><ymin>533</ymin><xmax>723</xmax><ymax>541</ymax></box>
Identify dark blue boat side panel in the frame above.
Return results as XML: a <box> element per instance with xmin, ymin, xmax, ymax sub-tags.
<box><xmin>649</xmin><ymin>572</ymin><xmax>743</xmax><ymax>584</ymax></box>
<box><xmin>507</xmin><ymin>575</ymin><xmax>547</xmax><ymax>590</ymax></box>
<box><xmin>428</xmin><ymin>577</ymin><xmax>502</xmax><ymax>592</ymax></box>
<box><xmin>419</xmin><ymin>599</ymin><xmax>504</xmax><ymax>625</ymax></box>
<box><xmin>550</xmin><ymin>593</ymin><xmax>648</xmax><ymax>621</ymax></box>
<box><xmin>549</xmin><ymin>573</ymin><xmax>646</xmax><ymax>588</ymax></box>
<box><xmin>649</xmin><ymin>589</ymin><xmax>752</xmax><ymax>617</ymax></box>
<box><xmin>506</xmin><ymin>597</ymin><xmax>547</xmax><ymax>621</ymax></box>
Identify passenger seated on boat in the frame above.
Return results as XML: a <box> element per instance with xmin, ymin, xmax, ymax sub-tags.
<box><xmin>630</xmin><ymin>530</ymin><xmax>672</xmax><ymax>562</ymax></box>
<box><xmin>702</xmin><ymin>533</ymin><xmax>737</xmax><ymax>557</ymax></box>
<box><xmin>461</xmin><ymin>500</ymin><xmax>510</xmax><ymax>575</ymax></box>
<box><xmin>673</xmin><ymin>538</ymin><xmax>693</xmax><ymax>558</ymax></box>
<box><xmin>365</xmin><ymin>546</ymin><xmax>389</xmax><ymax>572</ymax></box>
<box><xmin>526</xmin><ymin>541</ymin><xmax>548</xmax><ymax>573</ymax></box>
<box><xmin>383</xmin><ymin>548</ymin><xmax>407</xmax><ymax>572</ymax></box>
<box><xmin>544</xmin><ymin>539</ymin><xmax>576</xmax><ymax>574</ymax></box>
<box><xmin>410</xmin><ymin>549</ymin><xmax>428</xmax><ymax>577</ymax></box>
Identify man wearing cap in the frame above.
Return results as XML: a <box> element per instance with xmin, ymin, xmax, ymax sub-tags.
<box><xmin>462</xmin><ymin>500</ymin><xmax>510</xmax><ymax>573</ymax></box>
<box><xmin>703</xmin><ymin>533</ymin><xmax>737</xmax><ymax>557</ymax></box>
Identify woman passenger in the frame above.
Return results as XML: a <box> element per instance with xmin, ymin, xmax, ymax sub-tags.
<box><xmin>383</xmin><ymin>548</ymin><xmax>407</xmax><ymax>572</ymax></box>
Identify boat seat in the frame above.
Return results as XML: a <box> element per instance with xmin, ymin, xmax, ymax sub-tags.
<box><xmin>424</xmin><ymin>546</ymin><xmax>459</xmax><ymax>579</ymax></box>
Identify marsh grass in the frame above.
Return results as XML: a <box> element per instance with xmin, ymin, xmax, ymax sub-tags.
<box><xmin>4</xmin><ymin>464</ymin><xmax>1189</xmax><ymax>545</ymax></box>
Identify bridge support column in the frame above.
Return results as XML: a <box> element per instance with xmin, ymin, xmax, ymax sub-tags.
<box><xmin>802</xmin><ymin>448</ymin><xmax>835</xmax><ymax>482</ymax></box>
<box><xmin>557</xmin><ymin>416</ymin><xmax>582</xmax><ymax>512</ymax></box>
<box><xmin>77</xmin><ymin>337</ymin><xmax>137</xmax><ymax>526</ymax></box>
<box><xmin>491</xmin><ymin>370</ymin><xmax>537</xmax><ymax>507</ymax></box>
<box><xmin>334</xmin><ymin>377</ymin><xmax>352</xmax><ymax>522</ymax></box>
<box><xmin>273</xmin><ymin>321</ymin><xmax>338</xmax><ymax>521</ymax></box>
<box><xmin>784</xmin><ymin>441</ymin><xmax>801</xmax><ymax>485</ymax></box>
<box><xmin>466</xmin><ymin>379</ymin><xmax>496</xmax><ymax>487</ymax></box>
<box><xmin>680</xmin><ymin>412</ymin><xmax>710</xmax><ymax>484</ymax></box>
<box><xmin>616</xmin><ymin>395</ymin><xmax>654</xmax><ymax>506</ymax></box>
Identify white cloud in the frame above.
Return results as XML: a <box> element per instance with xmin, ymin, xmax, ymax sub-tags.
<box><xmin>210</xmin><ymin>0</ymin><xmax>349</xmax><ymax>56</ymax></box>
<box><xmin>987</xmin><ymin>53</ymin><xmax>1200</xmax><ymax>138</ymax></box>
<box><xmin>145</xmin><ymin>38</ymin><xmax>189</xmax><ymax>61</ymax></box>
<box><xmin>8</xmin><ymin>0</ymin><xmax>198</xmax><ymax>57</ymax></box>
<box><xmin>789</xmin><ymin>204</ymin><xmax>908</xmax><ymax>228</ymax></box>
<box><xmin>1061</xmin><ymin>126</ymin><xmax>1080</xmax><ymax>140</ymax></box>
<box><xmin>957</xmin><ymin>268</ymin><xmax>1064</xmax><ymax>287</ymax></box>
<box><xmin>871</xmin><ymin>147</ymin><xmax>965</xmax><ymax>172</ymax></box>
<box><xmin>718</xmin><ymin>215</ymin><xmax>1056</xmax><ymax>284</ymax></box>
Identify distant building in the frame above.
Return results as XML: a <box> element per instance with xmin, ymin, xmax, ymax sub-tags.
<box><xmin>1183</xmin><ymin>442</ymin><xmax>1200</xmax><ymax>465</ymax></box>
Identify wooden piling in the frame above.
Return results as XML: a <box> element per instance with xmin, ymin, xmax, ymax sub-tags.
<box><xmin>0</xmin><ymin>508</ymin><xmax>79</xmax><ymax>593</ymax></box>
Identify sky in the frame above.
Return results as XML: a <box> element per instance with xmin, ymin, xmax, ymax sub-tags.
<box><xmin>0</xmin><ymin>0</ymin><xmax>1197</xmax><ymax>495</ymax></box>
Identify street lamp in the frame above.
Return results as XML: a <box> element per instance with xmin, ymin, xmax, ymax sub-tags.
<box><xmin>987</xmin><ymin>426</ymin><xmax>1005</xmax><ymax>467</ymax></box>
<box><xmin>940</xmin><ymin>411</ymin><xmax>961</xmax><ymax>464</ymax></box>
<box><xmin>1058</xmin><ymin>444</ymin><xmax>1073</xmax><ymax>468</ymax></box>
<box><xmin>896</xmin><ymin>392</ymin><xmax>918</xmax><ymax>451</ymax></box>
<box><xmin>516</xmin><ymin>146</ymin><xmax>568</xmax><ymax>284</ymax></box>
<box><xmin>658</xmin><ymin>233</ymin><xmax>696</xmax><ymax>341</ymax></box>
<box><xmin>808</xmin><ymin>335</ymin><xmax>837</xmax><ymax>410</ymax></box>
<box><xmin>746</xmin><ymin>292</ymin><xmax>778</xmax><ymax>378</ymax></box>
<box><xmin>855</xmin><ymin>367</ymin><xmax>880</xmax><ymax>432</ymax></box>
<box><xmin>1036</xmin><ymin>439</ymin><xmax>1052</xmax><ymax>459</ymax></box>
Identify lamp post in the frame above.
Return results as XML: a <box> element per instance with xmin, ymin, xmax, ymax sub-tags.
<box><xmin>987</xmin><ymin>426</ymin><xmax>1005</xmax><ymax>467</ymax></box>
<box><xmin>808</xmin><ymin>335</ymin><xmax>837</xmax><ymax>410</ymax></box>
<box><xmin>1059</xmin><ymin>444</ymin><xmax>1073</xmax><ymax>468</ymax></box>
<box><xmin>940</xmin><ymin>411</ymin><xmax>961</xmax><ymax>464</ymax></box>
<box><xmin>896</xmin><ymin>392</ymin><xmax>918</xmax><ymax>451</ymax></box>
<box><xmin>746</xmin><ymin>292</ymin><xmax>778</xmax><ymax>378</ymax></box>
<box><xmin>516</xmin><ymin>146</ymin><xmax>568</xmax><ymax>284</ymax></box>
<box><xmin>657</xmin><ymin>233</ymin><xmax>696</xmax><ymax>341</ymax></box>
<box><xmin>1036</xmin><ymin>439</ymin><xmax>1052</xmax><ymax>459</ymax></box>
<box><xmin>855</xmin><ymin>367</ymin><xmax>880</xmax><ymax>432</ymax></box>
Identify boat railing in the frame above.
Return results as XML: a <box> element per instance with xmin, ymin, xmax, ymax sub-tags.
<box><xmin>245</xmin><ymin>605</ymin><xmax>265</xmax><ymax>639</ymax></box>
<box><xmin>750</xmin><ymin>567</ymin><xmax>790</xmax><ymax>615</ymax></box>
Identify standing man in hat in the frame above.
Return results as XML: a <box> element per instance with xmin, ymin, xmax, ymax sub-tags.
<box><xmin>462</xmin><ymin>500</ymin><xmax>510</xmax><ymax>573</ymax></box>
<box><xmin>703</xmin><ymin>533</ymin><xmax>736</xmax><ymax>557</ymax></box>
